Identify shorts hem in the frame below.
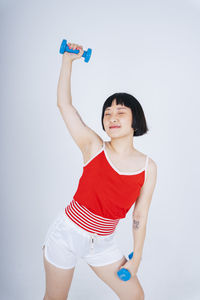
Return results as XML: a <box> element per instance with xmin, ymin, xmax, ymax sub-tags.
<box><xmin>87</xmin><ymin>255</ymin><xmax>124</xmax><ymax>267</ymax></box>
<box><xmin>43</xmin><ymin>244</ymin><xmax>76</xmax><ymax>270</ymax></box>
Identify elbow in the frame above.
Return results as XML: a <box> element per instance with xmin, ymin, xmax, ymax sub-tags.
<box><xmin>132</xmin><ymin>211</ymin><xmax>146</xmax><ymax>219</ymax></box>
<box><xmin>57</xmin><ymin>103</ymin><xmax>65</xmax><ymax>110</ymax></box>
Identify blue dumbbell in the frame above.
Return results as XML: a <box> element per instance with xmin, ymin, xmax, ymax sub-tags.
<box><xmin>59</xmin><ymin>39</ymin><xmax>92</xmax><ymax>63</ymax></box>
<box><xmin>117</xmin><ymin>251</ymin><xmax>134</xmax><ymax>281</ymax></box>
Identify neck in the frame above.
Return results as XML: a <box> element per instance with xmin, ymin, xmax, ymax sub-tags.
<box><xmin>108</xmin><ymin>136</ymin><xmax>135</xmax><ymax>155</ymax></box>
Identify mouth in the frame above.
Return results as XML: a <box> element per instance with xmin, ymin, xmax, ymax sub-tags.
<box><xmin>109</xmin><ymin>126</ymin><xmax>121</xmax><ymax>129</ymax></box>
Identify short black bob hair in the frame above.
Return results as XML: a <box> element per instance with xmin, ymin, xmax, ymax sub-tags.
<box><xmin>101</xmin><ymin>92</ymin><xmax>149</xmax><ymax>137</ymax></box>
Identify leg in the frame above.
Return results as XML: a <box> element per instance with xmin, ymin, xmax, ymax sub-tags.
<box><xmin>88</xmin><ymin>256</ymin><xmax>145</xmax><ymax>300</ymax></box>
<box><xmin>42</xmin><ymin>246</ymin><xmax>75</xmax><ymax>300</ymax></box>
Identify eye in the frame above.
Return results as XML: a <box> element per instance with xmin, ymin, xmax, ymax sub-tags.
<box><xmin>105</xmin><ymin>112</ymin><xmax>125</xmax><ymax>116</ymax></box>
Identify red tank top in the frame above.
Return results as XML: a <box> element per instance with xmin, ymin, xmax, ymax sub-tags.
<box><xmin>65</xmin><ymin>141</ymin><xmax>149</xmax><ymax>235</ymax></box>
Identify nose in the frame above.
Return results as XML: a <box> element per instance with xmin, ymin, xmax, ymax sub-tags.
<box><xmin>109</xmin><ymin>114</ymin><xmax>118</xmax><ymax>122</ymax></box>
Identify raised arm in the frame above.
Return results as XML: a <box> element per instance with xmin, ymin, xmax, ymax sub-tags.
<box><xmin>57</xmin><ymin>42</ymin><xmax>102</xmax><ymax>153</ymax></box>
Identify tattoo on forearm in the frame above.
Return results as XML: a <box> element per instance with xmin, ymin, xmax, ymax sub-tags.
<box><xmin>133</xmin><ymin>219</ymin><xmax>140</xmax><ymax>230</ymax></box>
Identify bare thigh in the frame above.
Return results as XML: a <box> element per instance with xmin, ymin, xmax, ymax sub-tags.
<box><xmin>88</xmin><ymin>256</ymin><xmax>145</xmax><ymax>300</ymax></box>
<box><xmin>42</xmin><ymin>246</ymin><xmax>75</xmax><ymax>300</ymax></box>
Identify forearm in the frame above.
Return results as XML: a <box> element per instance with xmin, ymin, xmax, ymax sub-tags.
<box><xmin>57</xmin><ymin>58</ymin><xmax>73</xmax><ymax>107</ymax></box>
<box><xmin>132</xmin><ymin>215</ymin><xmax>147</xmax><ymax>270</ymax></box>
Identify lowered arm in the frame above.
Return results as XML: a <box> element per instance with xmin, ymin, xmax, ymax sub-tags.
<box><xmin>131</xmin><ymin>158</ymin><xmax>157</xmax><ymax>273</ymax></box>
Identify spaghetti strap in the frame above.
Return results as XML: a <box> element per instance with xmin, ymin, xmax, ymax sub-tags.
<box><xmin>145</xmin><ymin>155</ymin><xmax>149</xmax><ymax>170</ymax></box>
<box><xmin>143</xmin><ymin>155</ymin><xmax>149</xmax><ymax>184</ymax></box>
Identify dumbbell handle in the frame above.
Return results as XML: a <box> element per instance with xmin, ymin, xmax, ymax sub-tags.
<box><xmin>59</xmin><ymin>39</ymin><xmax>92</xmax><ymax>63</ymax></box>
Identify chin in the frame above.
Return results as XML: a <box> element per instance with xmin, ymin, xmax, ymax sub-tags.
<box><xmin>108</xmin><ymin>132</ymin><xmax>124</xmax><ymax>138</ymax></box>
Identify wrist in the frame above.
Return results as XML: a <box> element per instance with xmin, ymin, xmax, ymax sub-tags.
<box><xmin>62</xmin><ymin>56</ymin><xmax>73</xmax><ymax>66</ymax></box>
<box><xmin>133</xmin><ymin>256</ymin><xmax>142</xmax><ymax>265</ymax></box>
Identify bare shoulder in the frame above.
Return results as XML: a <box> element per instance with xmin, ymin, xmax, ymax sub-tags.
<box><xmin>136</xmin><ymin>149</ymin><xmax>157</xmax><ymax>168</ymax></box>
<box><xmin>133</xmin><ymin>154</ymin><xmax>157</xmax><ymax>216</ymax></box>
<box><xmin>143</xmin><ymin>154</ymin><xmax>157</xmax><ymax>186</ymax></box>
<box><xmin>147</xmin><ymin>156</ymin><xmax>157</xmax><ymax>174</ymax></box>
<box><xmin>136</xmin><ymin>151</ymin><xmax>157</xmax><ymax>204</ymax></box>
<box><xmin>135</xmin><ymin>150</ymin><xmax>157</xmax><ymax>184</ymax></box>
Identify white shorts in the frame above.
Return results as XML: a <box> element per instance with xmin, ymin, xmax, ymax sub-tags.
<box><xmin>42</xmin><ymin>210</ymin><xmax>124</xmax><ymax>269</ymax></box>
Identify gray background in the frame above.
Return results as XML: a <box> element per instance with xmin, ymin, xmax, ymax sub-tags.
<box><xmin>1</xmin><ymin>0</ymin><xmax>200</xmax><ymax>299</ymax></box>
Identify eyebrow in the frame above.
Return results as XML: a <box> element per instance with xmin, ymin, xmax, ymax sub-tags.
<box><xmin>105</xmin><ymin>107</ymin><xmax>127</xmax><ymax>111</ymax></box>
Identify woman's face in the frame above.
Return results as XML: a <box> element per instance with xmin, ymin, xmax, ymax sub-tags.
<box><xmin>103</xmin><ymin>99</ymin><xmax>133</xmax><ymax>137</ymax></box>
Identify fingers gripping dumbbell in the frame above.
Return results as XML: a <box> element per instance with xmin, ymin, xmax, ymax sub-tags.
<box><xmin>59</xmin><ymin>39</ymin><xmax>92</xmax><ymax>63</ymax></box>
<box><xmin>117</xmin><ymin>251</ymin><xmax>134</xmax><ymax>281</ymax></box>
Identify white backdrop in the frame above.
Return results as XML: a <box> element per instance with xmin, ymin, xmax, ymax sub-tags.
<box><xmin>1</xmin><ymin>0</ymin><xmax>200</xmax><ymax>299</ymax></box>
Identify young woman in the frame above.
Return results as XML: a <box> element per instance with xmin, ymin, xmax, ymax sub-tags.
<box><xmin>42</xmin><ymin>42</ymin><xmax>157</xmax><ymax>300</ymax></box>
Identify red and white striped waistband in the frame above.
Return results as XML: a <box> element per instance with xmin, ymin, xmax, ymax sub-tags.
<box><xmin>65</xmin><ymin>198</ymin><xmax>120</xmax><ymax>236</ymax></box>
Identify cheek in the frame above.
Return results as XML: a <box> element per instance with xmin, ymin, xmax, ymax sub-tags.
<box><xmin>103</xmin><ymin>118</ymin><xmax>107</xmax><ymax>128</ymax></box>
<box><xmin>123</xmin><ymin>116</ymin><xmax>133</xmax><ymax>128</ymax></box>
<box><xmin>128</xmin><ymin>114</ymin><xmax>133</xmax><ymax>125</ymax></box>
<box><xmin>122</xmin><ymin>115</ymin><xmax>131</xmax><ymax>124</ymax></box>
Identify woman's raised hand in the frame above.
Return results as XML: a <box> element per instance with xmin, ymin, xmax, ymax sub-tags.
<box><xmin>62</xmin><ymin>43</ymin><xmax>84</xmax><ymax>63</ymax></box>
